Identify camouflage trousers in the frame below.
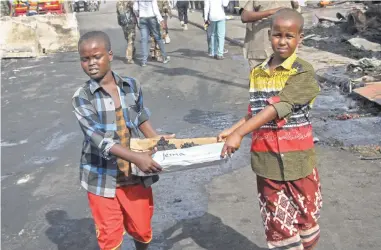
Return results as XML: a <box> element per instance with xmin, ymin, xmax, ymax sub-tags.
<box><xmin>122</xmin><ymin>25</ymin><xmax>136</xmax><ymax>61</ymax></box>
<box><xmin>150</xmin><ymin>16</ymin><xmax>167</xmax><ymax>62</ymax></box>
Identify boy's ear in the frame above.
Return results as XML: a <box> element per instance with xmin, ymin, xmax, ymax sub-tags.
<box><xmin>298</xmin><ymin>32</ymin><xmax>304</xmax><ymax>45</ymax></box>
<box><xmin>108</xmin><ymin>50</ymin><xmax>113</xmax><ymax>62</ymax></box>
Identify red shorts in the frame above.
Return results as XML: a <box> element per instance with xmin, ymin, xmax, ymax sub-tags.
<box><xmin>257</xmin><ymin>168</ymin><xmax>323</xmax><ymax>250</ymax></box>
<box><xmin>88</xmin><ymin>185</ymin><xmax>154</xmax><ymax>250</ymax></box>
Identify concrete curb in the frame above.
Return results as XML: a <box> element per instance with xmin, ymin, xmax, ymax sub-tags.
<box><xmin>0</xmin><ymin>13</ymin><xmax>80</xmax><ymax>58</ymax></box>
<box><xmin>172</xmin><ymin>14</ymin><xmax>244</xmax><ymax>48</ymax></box>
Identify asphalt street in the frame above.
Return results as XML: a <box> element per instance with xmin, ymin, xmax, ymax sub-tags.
<box><xmin>1</xmin><ymin>2</ymin><xmax>381</xmax><ymax>250</ymax></box>
<box><xmin>1</xmin><ymin>4</ymin><xmax>252</xmax><ymax>250</ymax></box>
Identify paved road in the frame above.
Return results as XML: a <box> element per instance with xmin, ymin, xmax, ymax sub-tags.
<box><xmin>1</xmin><ymin>3</ymin><xmax>381</xmax><ymax>250</ymax></box>
<box><xmin>1</xmin><ymin>4</ymin><xmax>252</xmax><ymax>250</ymax></box>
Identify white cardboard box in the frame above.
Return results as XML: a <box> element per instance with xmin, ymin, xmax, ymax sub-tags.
<box><xmin>130</xmin><ymin>138</ymin><xmax>226</xmax><ymax>176</ymax></box>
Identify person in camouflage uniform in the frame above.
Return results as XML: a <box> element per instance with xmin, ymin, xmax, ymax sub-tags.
<box><xmin>150</xmin><ymin>0</ymin><xmax>171</xmax><ymax>62</ymax></box>
<box><xmin>1</xmin><ymin>1</ymin><xmax>11</xmax><ymax>17</ymax></box>
<box><xmin>116</xmin><ymin>0</ymin><xmax>137</xmax><ymax>64</ymax></box>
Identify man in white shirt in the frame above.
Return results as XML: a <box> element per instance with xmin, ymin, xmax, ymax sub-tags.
<box><xmin>133</xmin><ymin>0</ymin><xmax>170</xmax><ymax>66</ymax></box>
<box><xmin>204</xmin><ymin>0</ymin><xmax>229</xmax><ymax>60</ymax></box>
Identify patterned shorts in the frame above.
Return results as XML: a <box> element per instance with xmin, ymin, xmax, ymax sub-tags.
<box><xmin>257</xmin><ymin>168</ymin><xmax>323</xmax><ymax>250</ymax></box>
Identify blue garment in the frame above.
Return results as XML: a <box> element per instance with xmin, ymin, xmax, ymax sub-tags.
<box><xmin>208</xmin><ymin>20</ymin><xmax>225</xmax><ymax>56</ymax></box>
<box><xmin>139</xmin><ymin>16</ymin><xmax>167</xmax><ymax>64</ymax></box>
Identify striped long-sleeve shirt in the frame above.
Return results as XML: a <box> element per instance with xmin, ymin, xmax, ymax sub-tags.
<box><xmin>249</xmin><ymin>54</ymin><xmax>320</xmax><ymax>181</ymax></box>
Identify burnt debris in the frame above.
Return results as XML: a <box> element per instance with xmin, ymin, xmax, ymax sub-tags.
<box><xmin>155</xmin><ymin>137</ymin><xmax>177</xmax><ymax>151</ymax></box>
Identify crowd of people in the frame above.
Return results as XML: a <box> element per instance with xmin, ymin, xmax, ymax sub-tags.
<box><xmin>116</xmin><ymin>0</ymin><xmax>237</xmax><ymax>66</ymax></box>
<box><xmin>73</xmin><ymin>1</ymin><xmax>323</xmax><ymax>250</ymax></box>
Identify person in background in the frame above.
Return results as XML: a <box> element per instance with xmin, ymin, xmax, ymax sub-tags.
<box><xmin>240</xmin><ymin>0</ymin><xmax>299</xmax><ymax>70</ymax></box>
<box><xmin>149</xmin><ymin>0</ymin><xmax>171</xmax><ymax>62</ymax></box>
<box><xmin>116</xmin><ymin>0</ymin><xmax>137</xmax><ymax>64</ymax></box>
<box><xmin>159</xmin><ymin>0</ymin><xmax>172</xmax><ymax>43</ymax></box>
<box><xmin>134</xmin><ymin>0</ymin><xmax>170</xmax><ymax>66</ymax></box>
<box><xmin>204</xmin><ymin>0</ymin><xmax>229</xmax><ymax>60</ymax></box>
<box><xmin>176</xmin><ymin>0</ymin><xmax>189</xmax><ymax>30</ymax></box>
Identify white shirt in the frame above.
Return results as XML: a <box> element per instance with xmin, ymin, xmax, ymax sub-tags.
<box><xmin>204</xmin><ymin>0</ymin><xmax>229</xmax><ymax>22</ymax></box>
<box><xmin>133</xmin><ymin>0</ymin><xmax>163</xmax><ymax>23</ymax></box>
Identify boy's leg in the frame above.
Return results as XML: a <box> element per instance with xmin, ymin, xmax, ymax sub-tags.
<box><xmin>87</xmin><ymin>192</ymin><xmax>125</xmax><ymax>250</ymax></box>
<box><xmin>297</xmin><ymin>169</ymin><xmax>322</xmax><ymax>249</ymax></box>
<box><xmin>117</xmin><ymin>185</ymin><xmax>154</xmax><ymax>250</ymax></box>
<box><xmin>216</xmin><ymin>19</ymin><xmax>226</xmax><ymax>57</ymax></box>
<box><xmin>148</xmin><ymin>17</ymin><xmax>167</xmax><ymax>59</ymax></box>
<box><xmin>256</xmin><ymin>169</ymin><xmax>322</xmax><ymax>250</ymax></box>
<box><xmin>139</xmin><ymin>18</ymin><xmax>150</xmax><ymax>65</ymax></box>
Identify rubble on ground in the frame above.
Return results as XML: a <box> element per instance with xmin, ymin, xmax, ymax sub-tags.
<box><xmin>347</xmin><ymin>57</ymin><xmax>381</xmax><ymax>78</ymax></box>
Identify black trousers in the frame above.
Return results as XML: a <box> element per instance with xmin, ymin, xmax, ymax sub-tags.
<box><xmin>177</xmin><ymin>1</ymin><xmax>189</xmax><ymax>24</ymax></box>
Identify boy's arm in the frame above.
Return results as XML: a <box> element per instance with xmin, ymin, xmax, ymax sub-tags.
<box><xmin>72</xmin><ymin>89</ymin><xmax>161</xmax><ymax>173</ymax></box>
<box><xmin>138</xmin><ymin>121</ymin><xmax>176</xmax><ymax>139</ymax></box>
<box><xmin>72</xmin><ymin>90</ymin><xmax>117</xmax><ymax>160</ymax></box>
<box><xmin>221</xmin><ymin>69</ymin><xmax>320</xmax><ymax>156</ymax></box>
<box><xmin>234</xmin><ymin>106</ymin><xmax>277</xmax><ymax>138</ymax></box>
<box><xmin>217</xmin><ymin>114</ymin><xmax>251</xmax><ymax>141</ymax></box>
<box><xmin>240</xmin><ymin>0</ymin><xmax>284</xmax><ymax>23</ymax></box>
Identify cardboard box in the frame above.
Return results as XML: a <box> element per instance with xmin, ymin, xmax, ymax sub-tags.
<box><xmin>130</xmin><ymin>137</ymin><xmax>226</xmax><ymax>176</ymax></box>
<box><xmin>130</xmin><ymin>137</ymin><xmax>218</xmax><ymax>151</ymax></box>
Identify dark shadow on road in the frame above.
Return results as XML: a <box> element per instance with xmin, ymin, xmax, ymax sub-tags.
<box><xmin>169</xmin><ymin>28</ymin><xmax>189</xmax><ymax>32</ymax></box>
<box><xmin>149</xmin><ymin>64</ymin><xmax>247</xmax><ymax>89</ymax></box>
<box><xmin>45</xmin><ymin>210</ymin><xmax>98</xmax><ymax>250</ymax></box>
<box><xmin>171</xmin><ymin>48</ymin><xmax>210</xmax><ymax>58</ymax></box>
<box><xmin>113</xmin><ymin>55</ymin><xmax>144</xmax><ymax>66</ymax></box>
<box><xmin>163</xmin><ymin>213</ymin><xmax>267</xmax><ymax>250</ymax></box>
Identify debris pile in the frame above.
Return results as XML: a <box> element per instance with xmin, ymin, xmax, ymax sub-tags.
<box><xmin>155</xmin><ymin>137</ymin><xmax>177</xmax><ymax>151</ymax></box>
<box><xmin>340</xmin><ymin>2</ymin><xmax>381</xmax><ymax>42</ymax></box>
<box><xmin>180</xmin><ymin>142</ymin><xmax>199</xmax><ymax>149</ymax></box>
<box><xmin>347</xmin><ymin>57</ymin><xmax>381</xmax><ymax>79</ymax></box>
<box><xmin>154</xmin><ymin>137</ymin><xmax>201</xmax><ymax>151</ymax></box>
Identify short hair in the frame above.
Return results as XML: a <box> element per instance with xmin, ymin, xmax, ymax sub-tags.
<box><xmin>78</xmin><ymin>31</ymin><xmax>111</xmax><ymax>51</ymax></box>
<box><xmin>271</xmin><ymin>8</ymin><xmax>304</xmax><ymax>32</ymax></box>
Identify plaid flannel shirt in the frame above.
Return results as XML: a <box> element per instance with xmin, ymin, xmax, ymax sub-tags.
<box><xmin>72</xmin><ymin>72</ymin><xmax>150</xmax><ymax>197</ymax></box>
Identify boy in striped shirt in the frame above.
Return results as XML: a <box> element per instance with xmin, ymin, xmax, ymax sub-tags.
<box><xmin>218</xmin><ymin>9</ymin><xmax>322</xmax><ymax>250</ymax></box>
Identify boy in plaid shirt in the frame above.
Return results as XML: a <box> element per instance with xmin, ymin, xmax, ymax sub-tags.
<box><xmin>72</xmin><ymin>31</ymin><xmax>173</xmax><ymax>250</ymax></box>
